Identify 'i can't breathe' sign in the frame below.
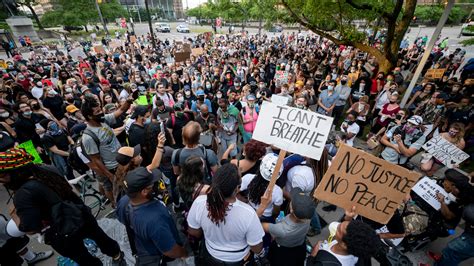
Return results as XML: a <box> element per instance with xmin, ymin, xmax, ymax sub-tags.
<box><xmin>252</xmin><ymin>101</ymin><xmax>333</xmax><ymax>160</ymax></box>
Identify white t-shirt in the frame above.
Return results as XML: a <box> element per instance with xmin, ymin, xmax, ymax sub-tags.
<box><xmin>240</xmin><ymin>174</ymin><xmax>283</xmax><ymax>217</ymax></box>
<box><xmin>321</xmin><ymin>240</ymin><xmax>359</xmax><ymax>265</ymax></box>
<box><xmin>187</xmin><ymin>195</ymin><xmax>264</xmax><ymax>262</ymax></box>
<box><xmin>285</xmin><ymin>165</ymin><xmax>314</xmax><ymax>194</ymax></box>
<box><xmin>340</xmin><ymin>122</ymin><xmax>360</xmax><ymax>147</ymax></box>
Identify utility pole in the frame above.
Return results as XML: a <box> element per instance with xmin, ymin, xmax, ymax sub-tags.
<box><xmin>144</xmin><ymin>0</ymin><xmax>156</xmax><ymax>49</ymax></box>
<box><xmin>94</xmin><ymin>0</ymin><xmax>109</xmax><ymax>35</ymax></box>
<box><xmin>400</xmin><ymin>0</ymin><xmax>455</xmax><ymax>107</ymax></box>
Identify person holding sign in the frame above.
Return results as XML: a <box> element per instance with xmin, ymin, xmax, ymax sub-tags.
<box><xmin>380</xmin><ymin>115</ymin><xmax>426</xmax><ymax>166</ymax></box>
<box><xmin>420</xmin><ymin>123</ymin><xmax>466</xmax><ymax>177</ymax></box>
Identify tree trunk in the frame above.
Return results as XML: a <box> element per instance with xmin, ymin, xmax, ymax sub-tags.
<box><xmin>26</xmin><ymin>4</ymin><xmax>44</xmax><ymax>30</ymax></box>
<box><xmin>378</xmin><ymin>56</ymin><xmax>395</xmax><ymax>74</ymax></box>
<box><xmin>84</xmin><ymin>24</ymin><xmax>89</xmax><ymax>32</ymax></box>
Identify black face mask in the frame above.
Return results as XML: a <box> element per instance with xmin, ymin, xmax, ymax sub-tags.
<box><xmin>201</xmin><ymin>112</ymin><xmax>209</xmax><ymax>118</ymax></box>
<box><xmin>92</xmin><ymin>113</ymin><xmax>105</xmax><ymax>123</ymax></box>
<box><xmin>198</xmin><ymin>96</ymin><xmax>205</xmax><ymax>101</ymax></box>
<box><xmin>341</xmin><ymin>80</ymin><xmax>347</xmax><ymax>85</ymax></box>
<box><xmin>146</xmin><ymin>181</ymin><xmax>160</xmax><ymax>200</ymax></box>
<box><xmin>347</xmin><ymin>121</ymin><xmax>355</xmax><ymax>125</ymax></box>
<box><xmin>66</xmin><ymin>98</ymin><xmax>74</xmax><ymax>103</ymax></box>
<box><xmin>389</xmin><ymin>100</ymin><xmax>397</xmax><ymax>104</ymax></box>
<box><xmin>396</xmin><ymin>114</ymin><xmax>402</xmax><ymax>120</ymax></box>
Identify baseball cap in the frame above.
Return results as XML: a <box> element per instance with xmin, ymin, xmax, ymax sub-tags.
<box><xmin>259</xmin><ymin>153</ymin><xmax>283</xmax><ymax>181</ymax></box>
<box><xmin>131</xmin><ymin>105</ymin><xmax>148</xmax><ymax>119</ymax></box>
<box><xmin>104</xmin><ymin>103</ymin><xmax>116</xmax><ymax>113</ymax></box>
<box><xmin>81</xmin><ymin>86</ymin><xmax>91</xmax><ymax>94</ymax></box>
<box><xmin>246</xmin><ymin>94</ymin><xmax>256</xmax><ymax>101</ymax></box>
<box><xmin>0</xmin><ymin>148</ymin><xmax>34</xmax><ymax>171</ymax></box>
<box><xmin>66</xmin><ymin>104</ymin><xmax>79</xmax><ymax>114</ymax></box>
<box><xmin>100</xmin><ymin>79</ymin><xmax>110</xmax><ymax>86</ymax></box>
<box><xmin>116</xmin><ymin>144</ymin><xmax>141</xmax><ymax>166</ymax></box>
<box><xmin>407</xmin><ymin>115</ymin><xmax>423</xmax><ymax>126</ymax></box>
<box><xmin>124</xmin><ymin>167</ymin><xmax>162</xmax><ymax>194</ymax></box>
<box><xmin>196</xmin><ymin>89</ymin><xmax>205</xmax><ymax>96</ymax></box>
<box><xmin>291</xmin><ymin>188</ymin><xmax>316</xmax><ymax>219</ymax></box>
<box><xmin>42</xmin><ymin>79</ymin><xmax>53</xmax><ymax>87</ymax></box>
<box><xmin>183</xmin><ymin>85</ymin><xmax>191</xmax><ymax>91</ymax></box>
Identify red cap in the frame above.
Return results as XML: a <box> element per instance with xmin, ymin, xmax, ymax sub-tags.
<box><xmin>42</xmin><ymin>79</ymin><xmax>53</xmax><ymax>87</ymax></box>
<box><xmin>100</xmin><ymin>79</ymin><xmax>110</xmax><ymax>85</ymax></box>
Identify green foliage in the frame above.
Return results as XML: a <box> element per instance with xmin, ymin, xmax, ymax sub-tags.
<box><xmin>41</xmin><ymin>0</ymin><xmax>126</xmax><ymax>27</ymax></box>
<box><xmin>460</xmin><ymin>38</ymin><xmax>474</xmax><ymax>46</ymax></box>
<box><xmin>414</xmin><ymin>5</ymin><xmax>469</xmax><ymax>25</ymax></box>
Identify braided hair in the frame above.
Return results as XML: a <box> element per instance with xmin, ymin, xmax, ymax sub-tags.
<box><xmin>207</xmin><ymin>163</ymin><xmax>240</xmax><ymax>225</ymax></box>
<box><xmin>247</xmin><ymin>171</ymin><xmax>268</xmax><ymax>205</ymax></box>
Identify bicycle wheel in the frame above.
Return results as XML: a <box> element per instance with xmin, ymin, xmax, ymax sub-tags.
<box><xmin>83</xmin><ymin>194</ymin><xmax>102</xmax><ymax>218</ymax></box>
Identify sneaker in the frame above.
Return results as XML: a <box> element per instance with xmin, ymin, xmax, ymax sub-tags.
<box><xmin>111</xmin><ymin>251</ymin><xmax>127</xmax><ymax>266</ymax></box>
<box><xmin>27</xmin><ymin>251</ymin><xmax>54</xmax><ymax>265</ymax></box>
<box><xmin>322</xmin><ymin>204</ymin><xmax>337</xmax><ymax>212</ymax></box>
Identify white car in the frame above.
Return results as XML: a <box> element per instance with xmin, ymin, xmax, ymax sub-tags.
<box><xmin>155</xmin><ymin>22</ymin><xmax>170</xmax><ymax>33</ymax></box>
<box><xmin>176</xmin><ymin>24</ymin><xmax>190</xmax><ymax>33</ymax></box>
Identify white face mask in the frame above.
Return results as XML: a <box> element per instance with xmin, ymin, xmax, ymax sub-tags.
<box><xmin>185</xmin><ymin>90</ymin><xmax>191</xmax><ymax>96</ymax></box>
<box><xmin>0</xmin><ymin>112</ymin><xmax>9</xmax><ymax>118</ymax></box>
<box><xmin>177</xmin><ymin>96</ymin><xmax>184</xmax><ymax>102</ymax></box>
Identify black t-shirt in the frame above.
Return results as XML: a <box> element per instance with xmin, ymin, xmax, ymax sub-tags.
<box><xmin>41</xmin><ymin>132</ymin><xmax>69</xmax><ymax>152</ymax></box>
<box><xmin>195</xmin><ymin>113</ymin><xmax>216</xmax><ymax>132</ymax></box>
<box><xmin>128</xmin><ymin>123</ymin><xmax>146</xmax><ymax>147</ymax></box>
<box><xmin>229</xmin><ymin>100</ymin><xmax>242</xmax><ymax>111</ymax></box>
<box><xmin>166</xmin><ymin>113</ymin><xmax>191</xmax><ymax>148</ymax></box>
<box><xmin>14</xmin><ymin>113</ymin><xmax>46</xmax><ymax>146</ymax></box>
<box><xmin>43</xmin><ymin>96</ymin><xmax>66</xmax><ymax>120</ymax></box>
<box><xmin>446</xmin><ymin>107</ymin><xmax>474</xmax><ymax>128</ymax></box>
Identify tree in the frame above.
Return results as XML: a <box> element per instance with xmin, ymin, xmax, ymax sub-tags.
<box><xmin>100</xmin><ymin>0</ymin><xmax>128</xmax><ymax>23</ymax></box>
<box><xmin>41</xmin><ymin>0</ymin><xmax>97</xmax><ymax>30</ymax></box>
<box><xmin>16</xmin><ymin>0</ymin><xmax>44</xmax><ymax>29</ymax></box>
<box><xmin>264</xmin><ymin>0</ymin><xmax>418</xmax><ymax>73</ymax></box>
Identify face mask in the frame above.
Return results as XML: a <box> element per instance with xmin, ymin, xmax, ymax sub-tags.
<box><xmin>145</xmin><ymin>117</ymin><xmax>151</xmax><ymax>125</ymax></box>
<box><xmin>347</xmin><ymin>120</ymin><xmax>355</xmax><ymax>125</ymax></box>
<box><xmin>146</xmin><ymin>182</ymin><xmax>160</xmax><ymax>200</ymax></box>
<box><xmin>448</xmin><ymin>130</ymin><xmax>457</xmax><ymax>137</ymax></box>
<box><xmin>341</xmin><ymin>80</ymin><xmax>347</xmax><ymax>85</ymax></box>
<box><xmin>359</xmin><ymin>84</ymin><xmax>365</xmax><ymax>89</ymax></box>
<box><xmin>201</xmin><ymin>112</ymin><xmax>209</xmax><ymax>118</ymax></box>
<box><xmin>206</xmin><ymin>84</ymin><xmax>211</xmax><ymax>89</ymax></box>
<box><xmin>92</xmin><ymin>113</ymin><xmax>105</xmax><ymax>123</ymax></box>
<box><xmin>259</xmin><ymin>85</ymin><xmax>265</xmax><ymax>89</ymax></box>
<box><xmin>185</xmin><ymin>90</ymin><xmax>191</xmax><ymax>96</ymax></box>
<box><xmin>387</xmin><ymin>78</ymin><xmax>393</xmax><ymax>82</ymax></box>
<box><xmin>136</xmin><ymin>78</ymin><xmax>141</xmax><ymax>83</ymax></box>
<box><xmin>23</xmin><ymin>111</ymin><xmax>32</xmax><ymax>116</ymax></box>
<box><xmin>216</xmin><ymin>93</ymin><xmax>222</xmax><ymax>99</ymax></box>
<box><xmin>404</xmin><ymin>124</ymin><xmax>416</xmax><ymax>135</ymax></box>
<box><xmin>67</xmin><ymin>98</ymin><xmax>75</xmax><ymax>104</ymax></box>
<box><xmin>396</xmin><ymin>114</ymin><xmax>402</xmax><ymax>120</ymax></box>
<box><xmin>296</xmin><ymin>104</ymin><xmax>305</xmax><ymax>109</ymax></box>
<box><xmin>389</xmin><ymin>100</ymin><xmax>397</xmax><ymax>104</ymax></box>
<box><xmin>234</xmin><ymin>83</ymin><xmax>240</xmax><ymax>87</ymax></box>
<box><xmin>0</xmin><ymin>112</ymin><xmax>9</xmax><ymax>118</ymax></box>
<box><xmin>327</xmin><ymin>85</ymin><xmax>334</xmax><ymax>91</ymax></box>
<box><xmin>198</xmin><ymin>96</ymin><xmax>205</xmax><ymax>101</ymax></box>
<box><xmin>177</xmin><ymin>96</ymin><xmax>184</xmax><ymax>102</ymax></box>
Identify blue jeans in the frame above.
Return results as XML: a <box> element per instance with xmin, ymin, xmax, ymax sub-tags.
<box><xmin>310</xmin><ymin>207</ymin><xmax>322</xmax><ymax>232</ymax></box>
<box><xmin>435</xmin><ymin>233</ymin><xmax>474</xmax><ymax>266</ymax></box>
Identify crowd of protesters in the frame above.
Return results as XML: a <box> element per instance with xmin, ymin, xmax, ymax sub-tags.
<box><xmin>0</xmin><ymin>27</ymin><xmax>473</xmax><ymax>266</ymax></box>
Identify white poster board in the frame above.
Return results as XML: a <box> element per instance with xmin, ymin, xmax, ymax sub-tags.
<box><xmin>271</xmin><ymin>94</ymin><xmax>290</xmax><ymax>106</ymax></box>
<box><xmin>411</xmin><ymin>177</ymin><xmax>448</xmax><ymax>210</ymax></box>
<box><xmin>252</xmin><ymin>101</ymin><xmax>333</xmax><ymax>160</ymax></box>
<box><xmin>422</xmin><ymin>136</ymin><xmax>469</xmax><ymax>168</ymax></box>
<box><xmin>69</xmin><ymin>47</ymin><xmax>87</xmax><ymax>60</ymax></box>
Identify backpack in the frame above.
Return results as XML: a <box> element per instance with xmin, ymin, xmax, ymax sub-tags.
<box><xmin>68</xmin><ymin>128</ymin><xmax>100</xmax><ymax>174</ymax></box>
<box><xmin>173</xmin><ymin>145</ymin><xmax>213</xmax><ymax>184</ymax></box>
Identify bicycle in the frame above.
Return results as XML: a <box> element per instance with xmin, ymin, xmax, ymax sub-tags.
<box><xmin>68</xmin><ymin>172</ymin><xmax>108</xmax><ymax>218</ymax></box>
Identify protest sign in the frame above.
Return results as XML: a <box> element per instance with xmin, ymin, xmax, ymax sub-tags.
<box><xmin>130</xmin><ymin>35</ymin><xmax>137</xmax><ymax>43</ymax></box>
<box><xmin>274</xmin><ymin>70</ymin><xmax>289</xmax><ymax>87</ymax></box>
<box><xmin>422</xmin><ymin>136</ymin><xmax>469</xmax><ymax>168</ymax></box>
<box><xmin>411</xmin><ymin>177</ymin><xmax>448</xmax><ymax>210</ymax></box>
<box><xmin>93</xmin><ymin>44</ymin><xmax>105</xmax><ymax>54</ymax></box>
<box><xmin>271</xmin><ymin>94</ymin><xmax>289</xmax><ymax>106</ymax></box>
<box><xmin>109</xmin><ymin>40</ymin><xmax>123</xmax><ymax>49</ymax></box>
<box><xmin>252</xmin><ymin>101</ymin><xmax>333</xmax><ymax>161</ymax></box>
<box><xmin>174</xmin><ymin>51</ymin><xmax>191</xmax><ymax>62</ymax></box>
<box><xmin>424</xmin><ymin>68</ymin><xmax>446</xmax><ymax>80</ymax></box>
<box><xmin>314</xmin><ymin>145</ymin><xmax>421</xmax><ymax>224</ymax></box>
<box><xmin>192</xmin><ymin>47</ymin><xmax>204</xmax><ymax>56</ymax></box>
<box><xmin>18</xmin><ymin>140</ymin><xmax>43</xmax><ymax>164</ymax></box>
<box><xmin>69</xmin><ymin>47</ymin><xmax>86</xmax><ymax>60</ymax></box>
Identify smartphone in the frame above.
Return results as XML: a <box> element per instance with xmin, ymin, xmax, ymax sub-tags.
<box><xmin>160</xmin><ymin>121</ymin><xmax>166</xmax><ymax>139</ymax></box>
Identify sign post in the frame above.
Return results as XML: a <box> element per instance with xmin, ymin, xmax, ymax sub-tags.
<box><xmin>314</xmin><ymin>144</ymin><xmax>421</xmax><ymax>224</ymax></box>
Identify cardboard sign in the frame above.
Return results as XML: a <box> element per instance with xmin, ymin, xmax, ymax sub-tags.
<box><xmin>192</xmin><ymin>47</ymin><xmax>204</xmax><ymax>56</ymax></box>
<box><xmin>252</xmin><ymin>101</ymin><xmax>333</xmax><ymax>160</ymax></box>
<box><xmin>174</xmin><ymin>51</ymin><xmax>191</xmax><ymax>63</ymax></box>
<box><xmin>274</xmin><ymin>70</ymin><xmax>289</xmax><ymax>87</ymax></box>
<box><xmin>93</xmin><ymin>44</ymin><xmax>105</xmax><ymax>54</ymax></box>
<box><xmin>424</xmin><ymin>68</ymin><xmax>446</xmax><ymax>79</ymax></box>
<box><xmin>18</xmin><ymin>140</ymin><xmax>43</xmax><ymax>164</ymax></box>
<box><xmin>314</xmin><ymin>145</ymin><xmax>421</xmax><ymax>224</ymax></box>
<box><xmin>422</xmin><ymin>136</ymin><xmax>469</xmax><ymax>168</ymax></box>
<box><xmin>130</xmin><ymin>35</ymin><xmax>137</xmax><ymax>43</ymax></box>
<box><xmin>69</xmin><ymin>47</ymin><xmax>87</xmax><ymax>60</ymax></box>
<box><xmin>411</xmin><ymin>177</ymin><xmax>448</xmax><ymax>210</ymax></box>
<box><xmin>109</xmin><ymin>40</ymin><xmax>123</xmax><ymax>49</ymax></box>
<box><xmin>271</xmin><ymin>94</ymin><xmax>289</xmax><ymax>106</ymax></box>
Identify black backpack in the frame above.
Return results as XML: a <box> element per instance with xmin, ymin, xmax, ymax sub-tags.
<box><xmin>68</xmin><ymin>128</ymin><xmax>100</xmax><ymax>174</ymax></box>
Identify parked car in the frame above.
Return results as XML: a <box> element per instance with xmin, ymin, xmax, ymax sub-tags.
<box><xmin>155</xmin><ymin>22</ymin><xmax>170</xmax><ymax>33</ymax></box>
<box><xmin>268</xmin><ymin>24</ymin><xmax>283</xmax><ymax>33</ymax></box>
<box><xmin>176</xmin><ymin>24</ymin><xmax>190</xmax><ymax>33</ymax></box>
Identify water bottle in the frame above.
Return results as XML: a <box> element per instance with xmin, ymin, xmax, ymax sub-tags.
<box><xmin>84</xmin><ymin>238</ymin><xmax>98</xmax><ymax>256</ymax></box>
<box><xmin>276</xmin><ymin>211</ymin><xmax>285</xmax><ymax>223</ymax></box>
